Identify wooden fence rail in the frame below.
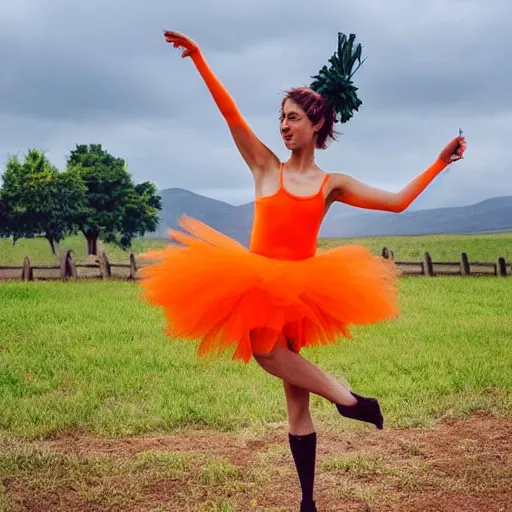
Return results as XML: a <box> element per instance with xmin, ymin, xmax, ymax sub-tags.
<box><xmin>0</xmin><ymin>248</ymin><xmax>509</xmax><ymax>281</ymax></box>
<box><xmin>381</xmin><ymin>248</ymin><xmax>509</xmax><ymax>277</ymax></box>
<box><xmin>0</xmin><ymin>250</ymin><xmax>138</xmax><ymax>281</ymax></box>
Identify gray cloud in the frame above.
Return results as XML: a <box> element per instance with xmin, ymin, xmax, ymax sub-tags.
<box><xmin>1</xmin><ymin>0</ymin><xmax>511</xmax><ymax>211</ymax></box>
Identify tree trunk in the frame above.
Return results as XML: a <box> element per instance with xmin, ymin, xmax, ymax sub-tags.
<box><xmin>85</xmin><ymin>231</ymin><xmax>99</xmax><ymax>256</ymax></box>
<box><xmin>46</xmin><ymin>235</ymin><xmax>56</xmax><ymax>255</ymax></box>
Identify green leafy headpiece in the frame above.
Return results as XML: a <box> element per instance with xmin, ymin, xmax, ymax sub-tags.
<box><xmin>310</xmin><ymin>32</ymin><xmax>366</xmax><ymax>124</ymax></box>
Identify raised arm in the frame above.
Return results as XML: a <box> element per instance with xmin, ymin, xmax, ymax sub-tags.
<box><xmin>331</xmin><ymin>135</ymin><xmax>467</xmax><ymax>213</ymax></box>
<box><xmin>163</xmin><ymin>31</ymin><xmax>277</xmax><ymax>174</ymax></box>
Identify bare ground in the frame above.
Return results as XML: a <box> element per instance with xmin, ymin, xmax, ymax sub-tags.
<box><xmin>1</xmin><ymin>411</ymin><xmax>511</xmax><ymax>512</ymax></box>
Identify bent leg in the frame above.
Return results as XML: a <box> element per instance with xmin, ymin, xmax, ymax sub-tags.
<box><xmin>251</xmin><ymin>330</ymin><xmax>356</xmax><ymax>406</ymax></box>
<box><xmin>251</xmin><ymin>329</ymin><xmax>384</xmax><ymax>430</ymax></box>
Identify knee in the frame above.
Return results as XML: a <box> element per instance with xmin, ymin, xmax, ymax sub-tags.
<box><xmin>251</xmin><ymin>345</ymin><xmax>277</xmax><ymax>366</ymax></box>
<box><xmin>250</xmin><ymin>329</ymin><xmax>283</xmax><ymax>365</ymax></box>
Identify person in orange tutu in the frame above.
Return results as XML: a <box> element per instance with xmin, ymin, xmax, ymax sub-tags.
<box><xmin>140</xmin><ymin>30</ymin><xmax>466</xmax><ymax>512</ymax></box>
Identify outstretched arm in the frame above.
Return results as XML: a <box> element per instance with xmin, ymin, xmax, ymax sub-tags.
<box><xmin>331</xmin><ymin>136</ymin><xmax>467</xmax><ymax>213</ymax></box>
<box><xmin>163</xmin><ymin>31</ymin><xmax>277</xmax><ymax>173</ymax></box>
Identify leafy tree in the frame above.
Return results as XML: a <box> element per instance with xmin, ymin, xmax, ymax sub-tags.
<box><xmin>0</xmin><ymin>195</ymin><xmax>7</xmax><ymax>235</ymax></box>
<box><xmin>0</xmin><ymin>149</ymin><xmax>87</xmax><ymax>254</ymax></box>
<box><xmin>66</xmin><ymin>144</ymin><xmax>162</xmax><ymax>255</ymax></box>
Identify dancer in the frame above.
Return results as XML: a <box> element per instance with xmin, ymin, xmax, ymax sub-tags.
<box><xmin>141</xmin><ymin>31</ymin><xmax>466</xmax><ymax>512</ymax></box>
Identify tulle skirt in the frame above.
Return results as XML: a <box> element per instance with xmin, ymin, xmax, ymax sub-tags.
<box><xmin>139</xmin><ymin>216</ymin><xmax>400</xmax><ymax>363</ymax></box>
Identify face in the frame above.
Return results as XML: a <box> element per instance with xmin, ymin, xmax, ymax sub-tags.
<box><xmin>280</xmin><ymin>99</ymin><xmax>320</xmax><ymax>150</ymax></box>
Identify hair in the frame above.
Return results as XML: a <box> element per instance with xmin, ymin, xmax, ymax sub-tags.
<box><xmin>281</xmin><ymin>87</ymin><xmax>337</xmax><ymax>150</ymax></box>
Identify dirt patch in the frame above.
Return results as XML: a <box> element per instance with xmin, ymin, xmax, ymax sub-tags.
<box><xmin>3</xmin><ymin>412</ymin><xmax>511</xmax><ymax>512</ymax></box>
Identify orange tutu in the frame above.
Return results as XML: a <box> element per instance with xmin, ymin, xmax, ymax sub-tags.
<box><xmin>139</xmin><ymin>216</ymin><xmax>400</xmax><ymax>363</ymax></box>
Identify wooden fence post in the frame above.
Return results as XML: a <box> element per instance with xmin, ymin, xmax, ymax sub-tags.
<box><xmin>22</xmin><ymin>256</ymin><xmax>33</xmax><ymax>281</ymax></box>
<box><xmin>69</xmin><ymin>252</ymin><xmax>78</xmax><ymax>279</ymax></box>
<box><xmin>497</xmin><ymin>257</ymin><xmax>507</xmax><ymax>277</ymax></box>
<box><xmin>60</xmin><ymin>250</ymin><xmax>78</xmax><ymax>280</ymax></box>
<box><xmin>423</xmin><ymin>252</ymin><xmax>434</xmax><ymax>277</ymax></box>
<box><xmin>129</xmin><ymin>253</ymin><xmax>137</xmax><ymax>279</ymax></box>
<box><xmin>98</xmin><ymin>252</ymin><xmax>111</xmax><ymax>279</ymax></box>
<box><xmin>460</xmin><ymin>252</ymin><xmax>470</xmax><ymax>276</ymax></box>
<box><xmin>60</xmin><ymin>250</ymin><xmax>67</xmax><ymax>279</ymax></box>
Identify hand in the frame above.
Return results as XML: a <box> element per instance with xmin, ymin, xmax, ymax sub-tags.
<box><xmin>163</xmin><ymin>31</ymin><xmax>199</xmax><ymax>58</ymax></box>
<box><xmin>438</xmin><ymin>135</ymin><xmax>467</xmax><ymax>164</ymax></box>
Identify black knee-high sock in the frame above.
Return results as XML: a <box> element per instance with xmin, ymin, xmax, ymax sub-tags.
<box><xmin>288</xmin><ymin>432</ymin><xmax>317</xmax><ymax>507</ymax></box>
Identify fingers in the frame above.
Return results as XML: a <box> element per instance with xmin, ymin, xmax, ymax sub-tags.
<box><xmin>163</xmin><ymin>31</ymin><xmax>185</xmax><ymax>45</ymax></box>
<box><xmin>163</xmin><ymin>31</ymin><xmax>196</xmax><ymax>57</ymax></box>
<box><xmin>456</xmin><ymin>136</ymin><xmax>467</xmax><ymax>153</ymax></box>
<box><xmin>163</xmin><ymin>30</ymin><xmax>183</xmax><ymax>39</ymax></box>
<box><xmin>454</xmin><ymin>140</ymin><xmax>466</xmax><ymax>160</ymax></box>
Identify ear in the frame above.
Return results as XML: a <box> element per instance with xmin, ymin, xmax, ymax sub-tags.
<box><xmin>313</xmin><ymin>117</ymin><xmax>325</xmax><ymax>134</ymax></box>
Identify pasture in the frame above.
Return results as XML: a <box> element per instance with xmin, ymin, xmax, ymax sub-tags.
<box><xmin>1</xmin><ymin>231</ymin><xmax>512</xmax><ymax>266</ymax></box>
<box><xmin>0</xmin><ymin>233</ymin><xmax>511</xmax><ymax>511</ymax></box>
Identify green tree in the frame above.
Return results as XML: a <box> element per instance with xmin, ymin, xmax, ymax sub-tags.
<box><xmin>66</xmin><ymin>144</ymin><xmax>162</xmax><ymax>255</ymax></box>
<box><xmin>0</xmin><ymin>149</ymin><xmax>87</xmax><ymax>254</ymax></box>
<box><xmin>0</xmin><ymin>195</ymin><xmax>7</xmax><ymax>235</ymax></box>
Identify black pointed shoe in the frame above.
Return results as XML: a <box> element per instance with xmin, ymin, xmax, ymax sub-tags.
<box><xmin>335</xmin><ymin>391</ymin><xmax>384</xmax><ymax>429</ymax></box>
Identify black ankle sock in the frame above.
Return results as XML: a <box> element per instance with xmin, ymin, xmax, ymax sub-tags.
<box><xmin>288</xmin><ymin>432</ymin><xmax>317</xmax><ymax>507</ymax></box>
<box><xmin>335</xmin><ymin>391</ymin><xmax>384</xmax><ymax>429</ymax></box>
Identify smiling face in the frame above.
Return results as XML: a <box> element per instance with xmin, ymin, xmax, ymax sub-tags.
<box><xmin>280</xmin><ymin>87</ymin><xmax>336</xmax><ymax>151</ymax></box>
<box><xmin>280</xmin><ymin>99</ymin><xmax>317</xmax><ymax>150</ymax></box>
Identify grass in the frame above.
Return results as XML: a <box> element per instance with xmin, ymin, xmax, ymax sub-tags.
<box><xmin>0</xmin><ymin>235</ymin><xmax>168</xmax><ymax>266</ymax></box>
<box><xmin>1</xmin><ymin>232</ymin><xmax>511</xmax><ymax>510</ymax></box>
<box><xmin>1</xmin><ymin>231</ymin><xmax>512</xmax><ymax>267</ymax></box>
<box><xmin>318</xmin><ymin>232</ymin><xmax>512</xmax><ymax>261</ymax></box>
<box><xmin>0</xmin><ymin>276</ymin><xmax>510</xmax><ymax>439</ymax></box>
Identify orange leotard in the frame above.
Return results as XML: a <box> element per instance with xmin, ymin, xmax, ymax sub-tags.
<box><xmin>139</xmin><ymin>163</ymin><xmax>400</xmax><ymax>363</ymax></box>
<box><xmin>249</xmin><ymin>164</ymin><xmax>330</xmax><ymax>260</ymax></box>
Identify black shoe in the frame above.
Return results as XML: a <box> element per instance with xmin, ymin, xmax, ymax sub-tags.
<box><xmin>335</xmin><ymin>391</ymin><xmax>384</xmax><ymax>429</ymax></box>
<box><xmin>300</xmin><ymin>500</ymin><xmax>317</xmax><ymax>512</ymax></box>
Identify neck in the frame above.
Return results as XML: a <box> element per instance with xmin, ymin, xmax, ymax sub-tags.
<box><xmin>286</xmin><ymin>146</ymin><xmax>316</xmax><ymax>172</ymax></box>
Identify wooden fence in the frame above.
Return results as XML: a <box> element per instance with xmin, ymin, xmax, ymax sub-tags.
<box><xmin>381</xmin><ymin>248</ymin><xmax>510</xmax><ymax>277</ymax></box>
<box><xmin>0</xmin><ymin>247</ymin><xmax>510</xmax><ymax>281</ymax></box>
<box><xmin>0</xmin><ymin>250</ymin><xmax>137</xmax><ymax>281</ymax></box>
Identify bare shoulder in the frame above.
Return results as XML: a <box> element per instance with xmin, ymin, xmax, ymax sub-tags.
<box><xmin>326</xmin><ymin>171</ymin><xmax>352</xmax><ymax>199</ymax></box>
<box><xmin>327</xmin><ymin>171</ymin><xmax>352</xmax><ymax>185</ymax></box>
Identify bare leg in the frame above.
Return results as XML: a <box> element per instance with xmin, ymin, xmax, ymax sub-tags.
<box><xmin>284</xmin><ymin>380</ymin><xmax>314</xmax><ymax>435</ymax></box>
<box><xmin>251</xmin><ymin>333</ymin><xmax>356</xmax><ymax>406</ymax></box>
<box><xmin>251</xmin><ymin>331</ymin><xmax>384</xmax><ymax>430</ymax></box>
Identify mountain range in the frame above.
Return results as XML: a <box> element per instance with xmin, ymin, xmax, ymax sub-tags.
<box><xmin>147</xmin><ymin>189</ymin><xmax>512</xmax><ymax>245</ymax></box>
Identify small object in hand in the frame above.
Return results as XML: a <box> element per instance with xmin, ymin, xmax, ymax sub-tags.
<box><xmin>452</xmin><ymin>128</ymin><xmax>464</xmax><ymax>159</ymax></box>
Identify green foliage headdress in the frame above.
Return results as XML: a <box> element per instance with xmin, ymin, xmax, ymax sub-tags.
<box><xmin>310</xmin><ymin>32</ymin><xmax>366</xmax><ymax>124</ymax></box>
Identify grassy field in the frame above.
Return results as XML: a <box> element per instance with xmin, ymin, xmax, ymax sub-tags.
<box><xmin>1</xmin><ymin>278</ymin><xmax>510</xmax><ymax>440</ymax></box>
<box><xmin>318</xmin><ymin>232</ymin><xmax>512</xmax><ymax>261</ymax></box>
<box><xmin>1</xmin><ymin>234</ymin><xmax>511</xmax><ymax>511</ymax></box>
<box><xmin>0</xmin><ymin>235</ymin><xmax>168</xmax><ymax>266</ymax></box>
<box><xmin>1</xmin><ymin>231</ymin><xmax>511</xmax><ymax>267</ymax></box>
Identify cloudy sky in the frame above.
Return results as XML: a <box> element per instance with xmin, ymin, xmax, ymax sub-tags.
<box><xmin>1</xmin><ymin>0</ymin><xmax>510</xmax><ymax>211</ymax></box>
